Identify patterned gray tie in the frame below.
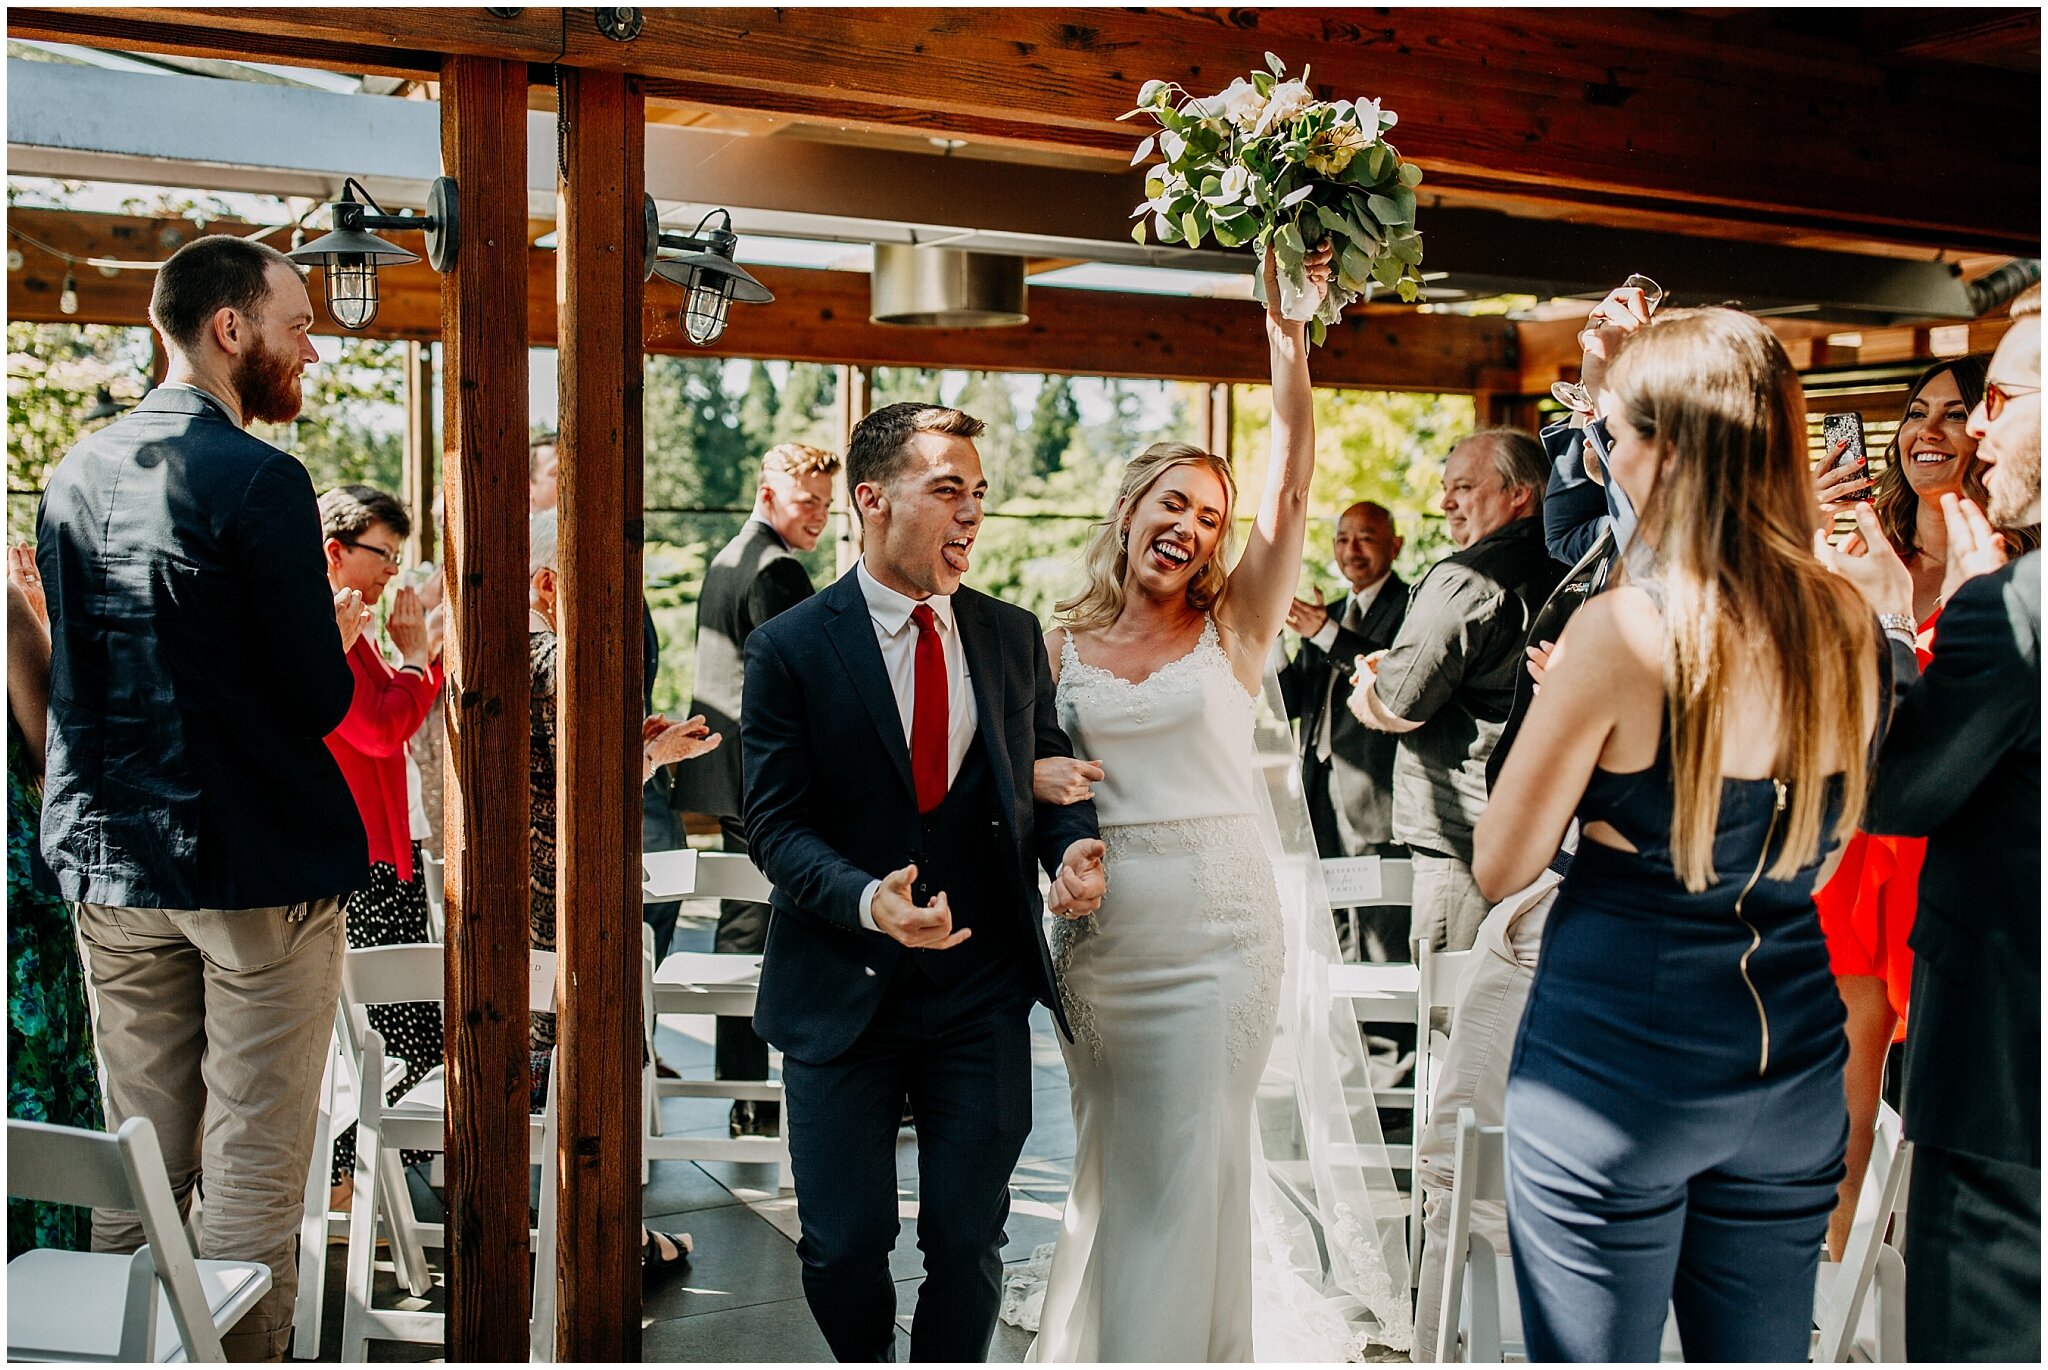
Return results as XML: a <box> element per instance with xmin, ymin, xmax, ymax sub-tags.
<box><xmin>1316</xmin><ymin>592</ymin><xmax>1367</xmax><ymax>763</ymax></box>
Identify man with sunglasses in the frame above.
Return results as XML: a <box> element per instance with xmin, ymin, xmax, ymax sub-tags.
<box><xmin>1856</xmin><ymin>282</ymin><xmax>2041</xmax><ymax>1362</ymax></box>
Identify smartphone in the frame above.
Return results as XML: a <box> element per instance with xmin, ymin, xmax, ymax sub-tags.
<box><xmin>1821</xmin><ymin>412</ymin><xmax>1872</xmax><ymax>501</ymax></box>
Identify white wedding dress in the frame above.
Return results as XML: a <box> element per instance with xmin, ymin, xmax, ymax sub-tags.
<box><xmin>1014</xmin><ymin>618</ymin><xmax>1412</xmax><ymax>1362</ymax></box>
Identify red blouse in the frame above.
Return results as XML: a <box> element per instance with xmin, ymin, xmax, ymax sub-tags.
<box><xmin>324</xmin><ymin>633</ymin><xmax>442</xmax><ymax>883</ymax></box>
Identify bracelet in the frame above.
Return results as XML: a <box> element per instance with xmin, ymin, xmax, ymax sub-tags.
<box><xmin>1877</xmin><ymin>612</ymin><xmax>1915</xmax><ymax>644</ymax></box>
<box><xmin>397</xmin><ymin>662</ymin><xmax>428</xmax><ymax>678</ymax></box>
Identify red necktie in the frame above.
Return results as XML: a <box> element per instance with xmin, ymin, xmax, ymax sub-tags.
<box><xmin>910</xmin><ymin>604</ymin><xmax>950</xmax><ymax>813</ymax></box>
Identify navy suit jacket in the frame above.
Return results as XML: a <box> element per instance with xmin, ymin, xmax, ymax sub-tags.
<box><xmin>37</xmin><ymin>386</ymin><xmax>366</xmax><ymax>909</ymax></box>
<box><xmin>1867</xmin><ymin>552</ymin><xmax>2040</xmax><ymax>1168</ymax></box>
<box><xmin>740</xmin><ymin>569</ymin><xmax>1098</xmax><ymax>1062</ymax></box>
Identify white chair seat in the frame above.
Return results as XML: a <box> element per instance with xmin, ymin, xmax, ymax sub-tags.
<box><xmin>10</xmin><ymin>1250</ymin><xmax>270</xmax><ymax>1363</ymax></box>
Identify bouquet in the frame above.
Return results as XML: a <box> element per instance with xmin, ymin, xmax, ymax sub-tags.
<box><xmin>1124</xmin><ymin>54</ymin><xmax>1425</xmax><ymax>343</ymax></box>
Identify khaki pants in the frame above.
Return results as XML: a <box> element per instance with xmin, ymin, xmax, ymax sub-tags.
<box><xmin>1409</xmin><ymin>851</ymin><xmax>1494</xmax><ymax>954</ymax></box>
<box><xmin>76</xmin><ymin>897</ymin><xmax>346</xmax><ymax>1362</ymax></box>
<box><xmin>1412</xmin><ymin>872</ymin><xmax>1557</xmax><ymax>1361</ymax></box>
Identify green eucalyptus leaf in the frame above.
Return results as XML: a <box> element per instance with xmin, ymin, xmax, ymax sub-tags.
<box><xmin>1397</xmin><ymin>276</ymin><xmax>1420</xmax><ymax>303</ymax></box>
<box><xmin>1393</xmin><ymin>185</ymin><xmax>1416</xmax><ymax>219</ymax></box>
<box><xmin>1339</xmin><ymin>242</ymin><xmax>1373</xmax><ymax>288</ymax></box>
<box><xmin>1279</xmin><ymin>221</ymin><xmax>1306</xmax><ymax>257</ymax></box>
<box><xmin>1397</xmin><ymin>160</ymin><xmax>1423</xmax><ymax>188</ymax></box>
<box><xmin>1265</xmin><ymin>50</ymin><xmax>1287</xmax><ymax>76</ymax></box>
<box><xmin>1146</xmin><ymin>173</ymin><xmax>1165</xmax><ymax>200</ymax></box>
<box><xmin>1252</xmin><ymin>71</ymin><xmax>1275</xmax><ymax>97</ymax></box>
<box><xmin>1155</xmin><ymin>211</ymin><xmax>1180</xmax><ymax>244</ymax></box>
<box><xmin>1309</xmin><ymin>317</ymin><xmax>1328</xmax><ymax>346</ymax></box>
<box><xmin>1130</xmin><ymin>135</ymin><xmax>1156</xmax><ymax>167</ymax></box>
<box><xmin>1129</xmin><ymin>199</ymin><xmax>1153</xmax><ymax>219</ymax></box>
<box><xmin>1132</xmin><ymin>219</ymin><xmax>1148</xmax><ymax>245</ymax></box>
<box><xmin>1280</xmin><ymin>183</ymin><xmax>1316</xmax><ymax>208</ymax></box>
<box><xmin>1182</xmin><ymin>208</ymin><xmax>1204</xmax><ymax>245</ymax></box>
<box><xmin>1212</xmin><ymin>220</ymin><xmax>1244</xmax><ymax>248</ymax></box>
<box><xmin>1371</xmin><ymin>254</ymin><xmax>1401</xmax><ymax>287</ymax></box>
<box><xmin>1138</xmin><ymin>79</ymin><xmax>1169</xmax><ymax>107</ymax></box>
<box><xmin>1367</xmin><ymin>192</ymin><xmax>1409</xmax><ymax>226</ymax></box>
<box><xmin>1389</xmin><ymin>235</ymin><xmax>1422</xmax><ymax>266</ymax></box>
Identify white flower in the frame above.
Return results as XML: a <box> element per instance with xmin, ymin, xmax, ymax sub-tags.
<box><xmin>1216</xmin><ymin>164</ymin><xmax>1251</xmax><ymax>205</ymax></box>
<box><xmin>1354</xmin><ymin>98</ymin><xmax>1388</xmax><ymax>136</ymax></box>
<box><xmin>1195</xmin><ymin>77</ymin><xmax>1267</xmax><ymax>131</ymax></box>
<box><xmin>1252</xmin><ymin>80</ymin><xmax>1316</xmax><ymax>138</ymax></box>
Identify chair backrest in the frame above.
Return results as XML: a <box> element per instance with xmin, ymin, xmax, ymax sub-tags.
<box><xmin>692</xmin><ymin>852</ymin><xmax>774</xmax><ymax>903</ymax></box>
<box><xmin>338</xmin><ymin>944</ymin><xmax>558</xmax><ymax>1067</ymax></box>
<box><xmin>1815</xmin><ymin>1100</ymin><xmax>1913</xmax><ymax>1362</ymax></box>
<box><xmin>7</xmin><ymin>1117</ymin><xmax>226</xmax><ymax>1361</ymax></box>
<box><xmin>1436</xmin><ymin>1107</ymin><xmax>1509</xmax><ymax>1363</ymax></box>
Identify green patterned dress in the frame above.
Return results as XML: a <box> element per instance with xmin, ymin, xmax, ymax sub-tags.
<box><xmin>7</xmin><ymin>712</ymin><xmax>102</xmax><ymax>1255</ymax></box>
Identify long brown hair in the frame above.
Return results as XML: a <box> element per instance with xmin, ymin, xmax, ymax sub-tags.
<box><xmin>1055</xmin><ymin>443</ymin><xmax>1237</xmax><ymax>633</ymax></box>
<box><xmin>1606</xmin><ymin>308</ymin><xmax>1876</xmax><ymax>891</ymax></box>
<box><xmin>1871</xmin><ymin>356</ymin><xmax>1989</xmax><ymax>557</ymax></box>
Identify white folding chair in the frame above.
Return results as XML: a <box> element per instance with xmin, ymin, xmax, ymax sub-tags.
<box><xmin>1323</xmin><ymin>857</ymin><xmax>1420</xmax><ymax>1170</ymax></box>
<box><xmin>640</xmin><ymin>848</ymin><xmax>774</xmax><ymax>906</ymax></box>
<box><xmin>334</xmin><ymin>945</ymin><xmax>561</xmax><ymax>1362</ymax></box>
<box><xmin>1408</xmin><ymin>935</ymin><xmax>1474</xmax><ymax>1288</ymax></box>
<box><xmin>291</xmin><ymin>1012</ymin><xmax>416</xmax><ymax>1359</ymax></box>
<box><xmin>1812</xmin><ymin>1101</ymin><xmax>1912</xmax><ymax>1362</ymax></box>
<box><xmin>8</xmin><ymin>1117</ymin><xmax>272</xmax><ymax>1362</ymax></box>
<box><xmin>647</xmin><ymin>947</ymin><xmax>793</xmax><ymax>1191</ymax></box>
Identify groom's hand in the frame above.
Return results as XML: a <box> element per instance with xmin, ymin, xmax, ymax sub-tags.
<box><xmin>871</xmin><ymin>863</ymin><xmax>973</xmax><ymax>950</ymax></box>
<box><xmin>1050</xmin><ymin>839</ymin><xmax>1107</xmax><ymax>919</ymax></box>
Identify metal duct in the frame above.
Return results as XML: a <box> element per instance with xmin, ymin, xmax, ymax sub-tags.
<box><xmin>870</xmin><ymin>245</ymin><xmax>1027</xmax><ymax>327</ymax></box>
<box><xmin>1966</xmin><ymin>259</ymin><xmax>2041</xmax><ymax>317</ymax></box>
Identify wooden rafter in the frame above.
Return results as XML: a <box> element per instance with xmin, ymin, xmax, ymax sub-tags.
<box><xmin>7</xmin><ymin>6</ymin><xmax>2038</xmax><ymax>255</ymax></box>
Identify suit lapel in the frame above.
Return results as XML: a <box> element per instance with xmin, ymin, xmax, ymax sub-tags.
<box><xmin>820</xmin><ymin>574</ymin><xmax>917</xmax><ymax>801</ymax></box>
<box><xmin>953</xmin><ymin>592</ymin><xmax>1019</xmax><ymax>822</ymax></box>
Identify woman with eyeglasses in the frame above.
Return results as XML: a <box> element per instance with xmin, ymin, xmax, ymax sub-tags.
<box><xmin>1808</xmin><ymin>355</ymin><xmax>2039</xmax><ymax>1256</ymax></box>
<box><xmin>317</xmin><ymin>483</ymin><xmax>447</xmax><ymax>1208</ymax></box>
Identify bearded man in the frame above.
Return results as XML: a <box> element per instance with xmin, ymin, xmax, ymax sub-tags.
<box><xmin>37</xmin><ymin>234</ymin><xmax>367</xmax><ymax>1359</ymax></box>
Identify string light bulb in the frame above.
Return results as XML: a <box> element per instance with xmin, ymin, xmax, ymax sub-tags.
<box><xmin>59</xmin><ymin>269</ymin><xmax>79</xmax><ymax>316</ymax></box>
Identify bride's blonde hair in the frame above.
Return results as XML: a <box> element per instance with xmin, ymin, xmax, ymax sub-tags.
<box><xmin>1055</xmin><ymin>442</ymin><xmax>1238</xmax><ymax>632</ymax></box>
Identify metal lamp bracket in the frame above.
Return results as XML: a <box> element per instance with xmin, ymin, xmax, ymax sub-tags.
<box><xmin>424</xmin><ymin>176</ymin><xmax>459</xmax><ymax>273</ymax></box>
<box><xmin>596</xmin><ymin>8</ymin><xmax>643</xmax><ymax>42</ymax></box>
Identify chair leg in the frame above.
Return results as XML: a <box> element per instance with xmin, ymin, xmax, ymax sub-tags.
<box><xmin>1873</xmin><ymin>1243</ymin><xmax>1906</xmax><ymax>1363</ymax></box>
<box><xmin>529</xmin><ymin>1052</ymin><xmax>560</xmax><ymax>1363</ymax></box>
<box><xmin>291</xmin><ymin>1043</ymin><xmax>339</xmax><ymax>1358</ymax></box>
<box><xmin>340</xmin><ymin>1042</ymin><xmax>386</xmax><ymax>1364</ymax></box>
<box><xmin>377</xmin><ymin>1146</ymin><xmax>431</xmax><ymax>1298</ymax></box>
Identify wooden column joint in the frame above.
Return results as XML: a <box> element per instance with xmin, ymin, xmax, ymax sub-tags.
<box><xmin>436</xmin><ymin>52</ymin><xmax>532</xmax><ymax>1365</ymax></box>
<box><xmin>403</xmin><ymin>340</ymin><xmax>437</xmax><ymax>565</ymax></box>
<box><xmin>553</xmin><ymin>64</ymin><xmax>647</xmax><ymax>1361</ymax></box>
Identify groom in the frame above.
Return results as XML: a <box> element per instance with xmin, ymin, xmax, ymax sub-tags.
<box><xmin>742</xmin><ymin>401</ymin><xmax>1106</xmax><ymax>1362</ymax></box>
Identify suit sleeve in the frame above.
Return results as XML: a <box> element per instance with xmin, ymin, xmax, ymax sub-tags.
<box><xmin>1541</xmin><ymin>420</ymin><xmax>1612</xmax><ymax>566</ymax></box>
<box><xmin>747</xmin><ymin>557</ymin><xmax>815</xmax><ymax>631</ymax></box>
<box><xmin>1032</xmin><ymin>628</ymin><xmax>1101</xmax><ymax>878</ymax></box>
<box><xmin>740</xmin><ymin>628</ymin><xmax>877</xmax><ymax>932</ymax></box>
<box><xmin>1865</xmin><ymin>572</ymin><xmax>2036</xmax><ymax>837</ymax></box>
<box><xmin>236</xmin><ymin>456</ymin><xmax>356</xmax><ymax>737</ymax></box>
<box><xmin>1278</xmin><ymin>642</ymin><xmax>1313</xmax><ymax>720</ymax></box>
<box><xmin>1373</xmin><ymin>565</ymin><xmax>1483</xmax><ymax>726</ymax></box>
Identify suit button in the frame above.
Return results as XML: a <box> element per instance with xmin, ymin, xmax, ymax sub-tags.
<box><xmin>864</xmin><ymin>966</ymin><xmax>877</xmax><ymax>977</ymax></box>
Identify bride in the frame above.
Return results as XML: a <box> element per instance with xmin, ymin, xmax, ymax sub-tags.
<box><xmin>1024</xmin><ymin>245</ymin><xmax>1411</xmax><ymax>1361</ymax></box>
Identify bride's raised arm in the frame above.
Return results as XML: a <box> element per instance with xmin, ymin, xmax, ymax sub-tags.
<box><xmin>1219</xmin><ymin>243</ymin><xmax>1331</xmax><ymax>657</ymax></box>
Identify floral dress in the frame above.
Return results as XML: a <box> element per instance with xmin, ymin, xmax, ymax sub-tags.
<box><xmin>7</xmin><ymin>712</ymin><xmax>103</xmax><ymax>1255</ymax></box>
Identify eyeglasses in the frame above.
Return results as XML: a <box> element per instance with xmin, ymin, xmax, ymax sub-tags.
<box><xmin>339</xmin><ymin>539</ymin><xmax>404</xmax><ymax>569</ymax></box>
<box><xmin>1984</xmin><ymin>379</ymin><xmax>2041</xmax><ymax>421</ymax></box>
<box><xmin>1552</xmin><ymin>275</ymin><xmax>1667</xmax><ymax>416</ymax></box>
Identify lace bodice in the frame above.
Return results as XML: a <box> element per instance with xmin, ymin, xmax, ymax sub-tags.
<box><xmin>1055</xmin><ymin>617</ymin><xmax>1260</xmax><ymax>826</ymax></box>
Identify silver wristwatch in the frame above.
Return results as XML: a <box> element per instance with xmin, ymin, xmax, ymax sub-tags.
<box><xmin>1877</xmin><ymin>612</ymin><xmax>1916</xmax><ymax>645</ymax></box>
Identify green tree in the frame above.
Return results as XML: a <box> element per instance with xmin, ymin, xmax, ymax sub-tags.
<box><xmin>1028</xmin><ymin>374</ymin><xmax>1080</xmax><ymax>475</ymax></box>
<box><xmin>869</xmin><ymin>366</ymin><xmax>944</xmax><ymax>408</ymax></box>
<box><xmin>738</xmin><ymin>360</ymin><xmax>779</xmax><ymax>453</ymax></box>
<box><xmin>952</xmin><ymin>371</ymin><xmax>1031</xmax><ymax>503</ymax></box>
<box><xmin>775</xmin><ymin>362</ymin><xmax>838</xmax><ymax>447</ymax></box>
<box><xmin>5</xmin><ymin>322</ymin><xmax>154</xmax><ymax>541</ymax></box>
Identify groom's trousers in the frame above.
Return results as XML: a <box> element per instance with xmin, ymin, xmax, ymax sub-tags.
<box><xmin>783</xmin><ymin>960</ymin><xmax>1035</xmax><ymax>1363</ymax></box>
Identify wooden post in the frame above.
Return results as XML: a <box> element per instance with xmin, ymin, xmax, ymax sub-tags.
<box><xmin>553</xmin><ymin>65</ymin><xmax>646</xmax><ymax>1360</ymax></box>
<box><xmin>403</xmin><ymin>340</ymin><xmax>437</xmax><ymax>564</ymax></box>
<box><xmin>1206</xmin><ymin>382</ymin><xmax>1235</xmax><ymax>467</ymax></box>
<box><xmin>836</xmin><ymin>363</ymin><xmax>871</xmax><ymax>575</ymax></box>
<box><xmin>436</xmin><ymin>53</ymin><xmax>531</xmax><ymax>1364</ymax></box>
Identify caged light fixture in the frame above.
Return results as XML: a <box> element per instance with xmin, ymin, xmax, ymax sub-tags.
<box><xmin>642</xmin><ymin>198</ymin><xmax>773</xmax><ymax>346</ymax></box>
<box><xmin>287</xmin><ymin>177</ymin><xmax>459</xmax><ymax>329</ymax></box>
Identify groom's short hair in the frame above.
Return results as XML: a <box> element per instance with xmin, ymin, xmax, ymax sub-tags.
<box><xmin>846</xmin><ymin>403</ymin><xmax>986</xmax><ymax>497</ymax></box>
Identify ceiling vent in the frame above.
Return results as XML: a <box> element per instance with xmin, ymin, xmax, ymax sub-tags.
<box><xmin>870</xmin><ymin>244</ymin><xmax>1027</xmax><ymax>327</ymax></box>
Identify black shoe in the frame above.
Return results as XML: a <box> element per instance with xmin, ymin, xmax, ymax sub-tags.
<box><xmin>728</xmin><ymin>1100</ymin><xmax>782</xmax><ymax>1139</ymax></box>
<box><xmin>643</xmin><ymin>1228</ymin><xmax>693</xmax><ymax>1285</ymax></box>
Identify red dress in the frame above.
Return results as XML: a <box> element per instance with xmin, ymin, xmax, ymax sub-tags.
<box><xmin>1813</xmin><ymin>609</ymin><xmax>1939</xmax><ymax>1038</ymax></box>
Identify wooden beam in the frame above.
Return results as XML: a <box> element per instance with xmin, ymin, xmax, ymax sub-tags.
<box><xmin>5</xmin><ymin>209</ymin><xmax>1523</xmax><ymax>390</ymax></box>
<box><xmin>403</xmin><ymin>340</ymin><xmax>437</xmax><ymax>565</ymax></box>
<box><xmin>552</xmin><ymin>64</ymin><xmax>644</xmax><ymax>1362</ymax></box>
<box><xmin>10</xmin><ymin>8</ymin><xmax>2034</xmax><ymax>253</ymax></box>
<box><xmin>437</xmin><ymin>52</ymin><xmax>532</xmax><ymax>1365</ymax></box>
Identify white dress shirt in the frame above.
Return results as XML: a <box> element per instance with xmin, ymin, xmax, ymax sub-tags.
<box><xmin>854</xmin><ymin>558</ymin><xmax>979</xmax><ymax>931</ymax></box>
<box><xmin>1308</xmin><ymin>572</ymin><xmax>1392</xmax><ymax>763</ymax></box>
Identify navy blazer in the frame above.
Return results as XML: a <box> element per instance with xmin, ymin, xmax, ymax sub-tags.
<box><xmin>1867</xmin><ymin>551</ymin><xmax>2040</xmax><ymax>1169</ymax></box>
<box><xmin>740</xmin><ymin>569</ymin><xmax>1099</xmax><ymax>1062</ymax></box>
<box><xmin>37</xmin><ymin>386</ymin><xmax>367</xmax><ymax>909</ymax></box>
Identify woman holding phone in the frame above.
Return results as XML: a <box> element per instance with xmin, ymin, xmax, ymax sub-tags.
<box><xmin>1477</xmin><ymin>307</ymin><xmax>1883</xmax><ymax>1359</ymax></box>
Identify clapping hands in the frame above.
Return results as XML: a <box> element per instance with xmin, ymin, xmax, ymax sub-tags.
<box><xmin>1049</xmin><ymin>838</ymin><xmax>1107</xmax><ymax>919</ymax></box>
<box><xmin>333</xmin><ymin>588</ymin><xmax>371</xmax><ymax>652</ymax></box>
<box><xmin>7</xmin><ymin>544</ymin><xmax>47</xmax><ymax>630</ymax></box>
<box><xmin>641</xmin><ymin>712</ymin><xmax>721</xmax><ymax>781</ymax></box>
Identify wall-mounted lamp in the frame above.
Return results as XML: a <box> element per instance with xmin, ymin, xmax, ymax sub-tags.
<box><xmin>643</xmin><ymin>198</ymin><xmax>772</xmax><ymax>346</ymax></box>
<box><xmin>287</xmin><ymin>176</ymin><xmax>459</xmax><ymax>329</ymax></box>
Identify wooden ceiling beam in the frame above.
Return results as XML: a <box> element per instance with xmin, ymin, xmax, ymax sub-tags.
<box><xmin>10</xmin><ymin>8</ymin><xmax>2037</xmax><ymax>255</ymax></box>
<box><xmin>5</xmin><ymin>209</ymin><xmax>1520</xmax><ymax>392</ymax></box>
